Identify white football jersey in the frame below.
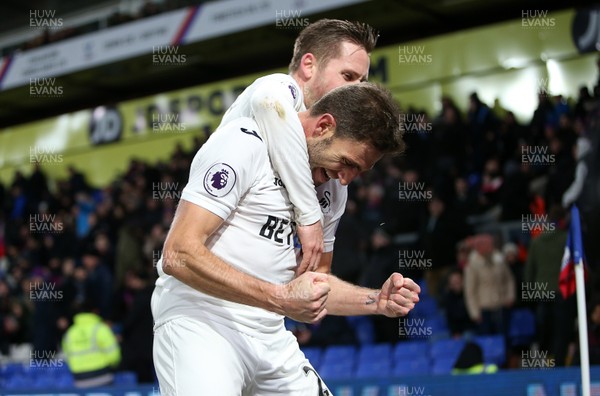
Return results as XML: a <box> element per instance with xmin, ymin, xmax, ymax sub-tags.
<box><xmin>152</xmin><ymin>117</ymin><xmax>296</xmax><ymax>336</ymax></box>
<box><xmin>316</xmin><ymin>180</ymin><xmax>347</xmax><ymax>253</ymax></box>
<box><xmin>221</xmin><ymin>73</ymin><xmax>305</xmax><ymax>124</ymax></box>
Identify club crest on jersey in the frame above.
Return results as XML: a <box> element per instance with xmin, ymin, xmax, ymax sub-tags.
<box><xmin>288</xmin><ymin>84</ymin><xmax>298</xmax><ymax>100</ymax></box>
<box><xmin>204</xmin><ymin>163</ymin><xmax>236</xmax><ymax>197</ymax></box>
<box><xmin>319</xmin><ymin>190</ymin><xmax>332</xmax><ymax>214</ymax></box>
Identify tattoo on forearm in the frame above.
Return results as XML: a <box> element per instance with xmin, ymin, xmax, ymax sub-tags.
<box><xmin>366</xmin><ymin>291</ymin><xmax>380</xmax><ymax>305</ymax></box>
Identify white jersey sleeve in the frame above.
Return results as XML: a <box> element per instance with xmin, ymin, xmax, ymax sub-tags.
<box><xmin>181</xmin><ymin>117</ymin><xmax>265</xmax><ymax>220</ymax></box>
<box><xmin>316</xmin><ymin>180</ymin><xmax>348</xmax><ymax>253</ymax></box>
<box><xmin>221</xmin><ymin>74</ymin><xmax>322</xmax><ymax>227</ymax></box>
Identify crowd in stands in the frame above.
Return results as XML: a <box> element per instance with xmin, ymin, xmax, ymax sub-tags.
<box><xmin>1</xmin><ymin>79</ymin><xmax>599</xmax><ymax>381</ymax></box>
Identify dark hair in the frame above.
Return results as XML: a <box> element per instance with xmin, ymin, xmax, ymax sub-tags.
<box><xmin>309</xmin><ymin>83</ymin><xmax>404</xmax><ymax>155</ymax></box>
<box><xmin>289</xmin><ymin>19</ymin><xmax>378</xmax><ymax>73</ymax></box>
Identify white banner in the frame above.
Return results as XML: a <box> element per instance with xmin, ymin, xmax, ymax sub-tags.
<box><xmin>0</xmin><ymin>0</ymin><xmax>367</xmax><ymax>91</ymax></box>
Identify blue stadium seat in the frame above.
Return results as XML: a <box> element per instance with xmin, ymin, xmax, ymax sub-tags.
<box><xmin>32</xmin><ymin>373</ymin><xmax>55</xmax><ymax>389</ymax></box>
<box><xmin>393</xmin><ymin>357</ymin><xmax>430</xmax><ymax>377</ymax></box>
<box><xmin>55</xmin><ymin>373</ymin><xmax>74</xmax><ymax>388</ymax></box>
<box><xmin>417</xmin><ymin>278</ymin><xmax>429</xmax><ymax>297</ymax></box>
<box><xmin>1</xmin><ymin>362</ymin><xmax>24</xmax><ymax>376</ymax></box>
<box><xmin>4</xmin><ymin>374</ymin><xmax>29</xmax><ymax>390</ymax></box>
<box><xmin>430</xmin><ymin>339</ymin><xmax>465</xmax><ymax>362</ymax></box>
<box><xmin>358</xmin><ymin>343</ymin><xmax>392</xmax><ymax>362</ymax></box>
<box><xmin>322</xmin><ymin>345</ymin><xmax>357</xmax><ymax>366</ymax></box>
<box><xmin>319</xmin><ymin>361</ymin><xmax>354</xmax><ymax>381</ymax></box>
<box><xmin>474</xmin><ymin>335</ymin><xmax>506</xmax><ymax>365</ymax></box>
<box><xmin>428</xmin><ymin>315</ymin><xmax>449</xmax><ymax>333</ymax></box>
<box><xmin>431</xmin><ymin>357</ymin><xmax>457</xmax><ymax>375</ymax></box>
<box><xmin>508</xmin><ymin>308</ymin><xmax>536</xmax><ymax>347</ymax></box>
<box><xmin>347</xmin><ymin>316</ymin><xmax>376</xmax><ymax>344</ymax></box>
<box><xmin>114</xmin><ymin>371</ymin><xmax>138</xmax><ymax>386</ymax></box>
<box><xmin>355</xmin><ymin>360</ymin><xmax>391</xmax><ymax>379</ymax></box>
<box><xmin>301</xmin><ymin>346</ymin><xmax>322</xmax><ymax>370</ymax></box>
<box><xmin>411</xmin><ymin>297</ymin><xmax>439</xmax><ymax>318</ymax></box>
<box><xmin>394</xmin><ymin>340</ymin><xmax>430</xmax><ymax>361</ymax></box>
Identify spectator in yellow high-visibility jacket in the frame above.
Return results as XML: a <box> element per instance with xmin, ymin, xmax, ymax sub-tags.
<box><xmin>62</xmin><ymin>302</ymin><xmax>121</xmax><ymax>388</ymax></box>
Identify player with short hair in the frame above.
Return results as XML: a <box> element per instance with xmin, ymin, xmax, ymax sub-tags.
<box><xmin>220</xmin><ymin>19</ymin><xmax>378</xmax><ymax>275</ymax></box>
<box><xmin>152</xmin><ymin>83</ymin><xmax>420</xmax><ymax>396</ymax></box>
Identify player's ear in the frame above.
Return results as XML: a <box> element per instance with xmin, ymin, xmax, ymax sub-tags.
<box><xmin>298</xmin><ymin>53</ymin><xmax>316</xmax><ymax>80</ymax></box>
<box><xmin>314</xmin><ymin>113</ymin><xmax>336</xmax><ymax>137</ymax></box>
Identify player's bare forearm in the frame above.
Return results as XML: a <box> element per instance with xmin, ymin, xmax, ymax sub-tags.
<box><xmin>325</xmin><ymin>275</ymin><xmax>379</xmax><ymax>315</ymax></box>
<box><xmin>326</xmin><ymin>273</ymin><xmax>420</xmax><ymax>317</ymax></box>
<box><xmin>161</xmin><ymin>203</ymin><xmax>282</xmax><ymax>314</ymax></box>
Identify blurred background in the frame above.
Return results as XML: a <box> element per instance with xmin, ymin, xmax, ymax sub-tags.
<box><xmin>0</xmin><ymin>0</ymin><xmax>600</xmax><ymax>395</ymax></box>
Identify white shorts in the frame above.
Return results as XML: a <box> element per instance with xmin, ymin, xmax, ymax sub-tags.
<box><xmin>153</xmin><ymin>316</ymin><xmax>333</xmax><ymax>396</ymax></box>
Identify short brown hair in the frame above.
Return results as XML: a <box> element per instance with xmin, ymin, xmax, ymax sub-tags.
<box><xmin>288</xmin><ymin>19</ymin><xmax>378</xmax><ymax>73</ymax></box>
<box><xmin>310</xmin><ymin>83</ymin><xmax>405</xmax><ymax>155</ymax></box>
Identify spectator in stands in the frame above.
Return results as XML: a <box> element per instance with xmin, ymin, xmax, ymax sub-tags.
<box><xmin>502</xmin><ymin>242</ymin><xmax>525</xmax><ymax>307</ymax></box>
<box><xmin>450</xmin><ymin>176</ymin><xmax>478</xmax><ymax>218</ymax></box>
<box><xmin>545</xmin><ymin>135</ymin><xmax>576</xmax><ymax>210</ymax></box>
<box><xmin>587</xmin><ymin>299</ymin><xmax>600</xmax><ymax>365</ymax></box>
<box><xmin>383</xmin><ymin>168</ymin><xmax>428</xmax><ymax>235</ymax></box>
<box><xmin>431</xmin><ymin>99</ymin><xmax>467</xmax><ymax>181</ymax></box>
<box><xmin>419</xmin><ymin>195</ymin><xmax>471</xmax><ymax>298</ymax></box>
<box><xmin>562</xmin><ymin>136</ymin><xmax>593</xmax><ymax>209</ymax></box>
<box><xmin>523</xmin><ymin>205</ymin><xmax>575</xmax><ymax>366</ymax></box>
<box><xmin>82</xmin><ymin>248</ymin><xmax>112</xmax><ymax>319</ymax></box>
<box><xmin>118</xmin><ymin>269</ymin><xmax>155</xmax><ymax>383</ymax></box>
<box><xmin>329</xmin><ymin>200</ymin><xmax>368</xmax><ymax>284</ymax></box>
<box><xmin>440</xmin><ymin>269</ymin><xmax>475</xmax><ymax>338</ymax></box>
<box><xmin>477</xmin><ymin>157</ymin><xmax>503</xmax><ymax>215</ymax></box>
<box><xmin>530</xmin><ymin>93</ymin><xmax>557</xmax><ymax>146</ymax></box>
<box><xmin>62</xmin><ymin>301</ymin><xmax>121</xmax><ymax>388</ymax></box>
<box><xmin>452</xmin><ymin>341</ymin><xmax>498</xmax><ymax>374</ymax></box>
<box><xmin>500</xmin><ymin>161</ymin><xmax>531</xmax><ymax>221</ymax></box>
<box><xmin>464</xmin><ymin>234</ymin><xmax>515</xmax><ymax>336</ymax></box>
<box><xmin>467</xmin><ymin>92</ymin><xmax>497</xmax><ymax>172</ymax></box>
